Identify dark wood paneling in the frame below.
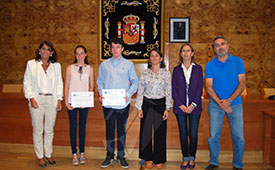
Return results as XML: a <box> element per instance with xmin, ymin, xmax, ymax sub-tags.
<box><xmin>263</xmin><ymin>110</ymin><xmax>275</xmax><ymax>166</ymax></box>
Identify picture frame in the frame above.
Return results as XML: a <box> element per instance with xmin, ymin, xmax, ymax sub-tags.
<box><xmin>169</xmin><ymin>17</ymin><xmax>190</xmax><ymax>43</ymax></box>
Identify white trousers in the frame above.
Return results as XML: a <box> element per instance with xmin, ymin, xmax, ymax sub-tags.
<box><xmin>29</xmin><ymin>95</ymin><xmax>57</xmax><ymax>159</ymax></box>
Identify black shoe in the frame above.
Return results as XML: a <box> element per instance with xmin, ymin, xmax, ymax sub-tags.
<box><xmin>205</xmin><ymin>164</ymin><xmax>218</xmax><ymax>170</ymax></box>
<box><xmin>45</xmin><ymin>157</ymin><xmax>56</xmax><ymax>166</ymax></box>
<box><xmin>101</xmin><ymin>156</ymin><xmax>114</xmax><ymax>168</ymax></box>
<box><xmin>233</xmin><ymin>167</ymin><xmax>243</xmax><ymax>170</ymax></box>
<box><xmin>117</xmin><ymin>157</ymin><xmax>129</xmax><ymax>169</ymax></box>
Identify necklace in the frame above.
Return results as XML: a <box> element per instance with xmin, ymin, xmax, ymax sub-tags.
<box><xmin>42</xmin><ymin>63</ymin><xmax>50</xmax><ymax>74</ymax></box>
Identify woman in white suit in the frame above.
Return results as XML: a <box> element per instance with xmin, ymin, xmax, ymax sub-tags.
<box><xmin>23</xmin><ymin>41</ymin><xmax>63</xmax><ymax>168</ymax></box>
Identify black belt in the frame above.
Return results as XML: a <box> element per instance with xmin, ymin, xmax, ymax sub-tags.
<box><xmin>39</xmin><ymin>93</ymin><xmax>52</xmax><ymax>96</ymax></box>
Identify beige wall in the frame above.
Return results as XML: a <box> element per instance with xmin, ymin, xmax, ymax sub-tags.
<box><xmin>0</xmin><ymin>0</ymin><xmax>274</xmax><ymax>94</ymax></box>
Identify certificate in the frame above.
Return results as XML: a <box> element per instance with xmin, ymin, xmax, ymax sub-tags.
<box><xmin>71</xmin><ymin>92</ymin><xmax>94</xmax><ymax>108</ymax></box>
<box><xmin>102</xmin><ymin>89</ymin><xmax>126</xmax><ymax>106</ymax></box>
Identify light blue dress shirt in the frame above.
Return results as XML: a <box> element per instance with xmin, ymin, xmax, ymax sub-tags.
<box><xmin>97</xmin><ymin>57</ymin><xmax>139</xmax><ymax>109</ymax></box>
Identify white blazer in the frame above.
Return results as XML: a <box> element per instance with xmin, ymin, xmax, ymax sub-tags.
<box><xmin>23</xmin><ymin>59</ymin><xmax>63</xmax><ymax>107</ymax></box>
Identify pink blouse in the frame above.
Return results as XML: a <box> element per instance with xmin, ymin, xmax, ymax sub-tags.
<box><xmin>68</xmin><ymin>64</ymin><xmax>90</xmax><ymax>103</ymax></box>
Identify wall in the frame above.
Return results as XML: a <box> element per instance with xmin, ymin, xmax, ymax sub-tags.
<box><xmin>0</xmin><ymin>0</ymin><xmax>274</xmax><ymax>94</ymax></box>
<box><xmin>165</xmin><ymin>0</ymin><xmax>275</xmax><ymax>94</ymax></box>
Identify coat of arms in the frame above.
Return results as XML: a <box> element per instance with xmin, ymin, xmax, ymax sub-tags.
<box><xmin>100</xmin><ymin>0</ymin><xmax>163</xmax><ymax>61</ymax></box>
<box><xmin>117</xmin><ymin>14</ymin><xmax>146</xmax><ymax>45</ymax></box>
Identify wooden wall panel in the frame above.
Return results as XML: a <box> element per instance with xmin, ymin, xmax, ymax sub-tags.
<box><xmin>165</xmin><ymin>0</ymin><xmax>275</xmax><ymax>94</ymax></box>
<box><xmin>0</xmin><ymin>0</ymin><xmax>274</xmax><ymax>95</ymax></box>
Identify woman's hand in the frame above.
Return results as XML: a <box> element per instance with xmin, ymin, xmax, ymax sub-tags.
<box><xmin>30</xmin><ymin>98</ymin><xmax>38</xmax><ymax>109</ymax></box>
<box><xmin>163</xmin><ymin>109</ymin><xmax>169</xmax><ymax>120</ymax></box>
<box><xmin>138</xmin><ymin>109</ymin><xmax>143</xmax><ymax>118</ymax></box>
<box><xmin>66</xmin><ymin>103</ymin><xmax>74</xmax><ymax>110</ymax></box>
<box><xmin>124</xmin><ymin>96</ymin><xmax>129</xmax><ymax>103</ymax></box>
<box><xmin>185</xmin><ymin>105</ymin><xmax>194</xmax><ymax>114</ymax></box>
<box><xmin>99</xmin><ymin>95</ymin><xmax>104</xmax><ymax>103</ymax></box>
<box><xmin>179</xmin><ymin>105</ymin><xmax>187</xmax><ymax>113</ymax></box>
<box><xmin>57</xmin><ymin>100</ymin><xmax>62</xmax><ymax>111</ymax></box>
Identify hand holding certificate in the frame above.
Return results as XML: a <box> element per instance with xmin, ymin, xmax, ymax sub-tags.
<box><xmin>71</xmin><ymin>92</ymin><xmax>94</xmax><ymax>108</ymax></box>
<box><xmin>102</xmin><ymin>89</ymin><xmax>126</xmax><ymax>106</ymax></box>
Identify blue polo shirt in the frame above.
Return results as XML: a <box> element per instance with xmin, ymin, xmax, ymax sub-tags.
<box><xmin>205</xmin><ymin>53</ymin><xmax>245</xmax><ymax>105</ymax></box>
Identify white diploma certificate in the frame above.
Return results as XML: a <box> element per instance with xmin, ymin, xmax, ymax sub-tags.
<box><xmin>102</xmin><ymin>89</ymin><xmax>126</xmax><ymax>106</ymax></box>
<box><xmin>71</xmin><ymin>92</ymin><xmax>94</xmax><ymax>108</ymax></box>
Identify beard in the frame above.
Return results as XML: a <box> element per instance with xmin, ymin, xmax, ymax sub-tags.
<box><xmin>216</xmin><ymin>48</ymin><xmax>227</xmax><ymax>57</ymax></box>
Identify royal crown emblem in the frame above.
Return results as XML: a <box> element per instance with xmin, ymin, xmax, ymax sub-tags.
<box><xmin>117</xmin><ymin>14</ymin><xmax>146</xmax><ymax>45</ymax></box>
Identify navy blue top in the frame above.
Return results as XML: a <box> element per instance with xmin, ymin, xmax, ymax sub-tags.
<box><xmin>172</xmin><ymin>63</ymin><xmax>203</xmax><ymax>115</ymax></box>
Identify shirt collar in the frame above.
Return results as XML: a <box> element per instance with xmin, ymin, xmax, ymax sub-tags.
<box><xmin>38</xmin><ymin>60</ymin><xmax>51</xmax><ymax>65</ymax></box>
<box><xmin>111</xmin><ymin>56</ymin><xmax>124</xmax><ymax>63</ymax></box>
<box><xmin>149</xmin><ymin>68</ymin><xmax>164</xmax><ymax>73</ymax></box>
<box><xmin>181</xmin><ymin>62</ymin><xmax>195</xmax><ymax>69</ymax></box>
<box><xmin>214</xmin><ymin>53</ymin><xmax>233</xmax><ymax>63</ymax></box>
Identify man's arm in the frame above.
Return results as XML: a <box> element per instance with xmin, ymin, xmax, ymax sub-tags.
<box><xmin>126</xmin><ymin>63</ymin><xmax>139</xmax><ymax>98</ymax></box>
<box><xmin>97</xmin><ymin>64</ymin><xmax>105</xmax><ymax>103</ymax></box>
<box><xmin>97</xmin><ymin>64</ymin><xmax>105</xmax><ymax>95</ymax></box>
<box><xmin>206</xmin><ymin>78</ymin><xmax>232</xmax><ymax>113</ymax></box>
<box><xmin>219</xmin><ymin>74</ymin><xmax>246</xmax><ymax>108</ymax></box>
<box><xmin>205</xmin><ymin>78</ymin><xmax>221</xmax><ymax>104</ymax></box>
<box><xmin>229</xmin><ymin>74</ymin><xmax>246</xmax><ymax>101</ymax></box>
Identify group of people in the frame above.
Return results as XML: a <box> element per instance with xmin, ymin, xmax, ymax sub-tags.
<box><xmin>23</xmin><ymin>36</ymin><xmax>246</xmax><ymax>170</ymax></box>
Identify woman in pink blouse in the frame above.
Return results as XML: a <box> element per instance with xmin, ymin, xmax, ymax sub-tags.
<box><xmin>135</xmin><ymin>49</ymin><xmax>172</xmax><ymax>169</ymax></box>
<box><xmin>64</xmin><ymin>45</ymin><xmax>94</xmax><ymax>166</ymax></box>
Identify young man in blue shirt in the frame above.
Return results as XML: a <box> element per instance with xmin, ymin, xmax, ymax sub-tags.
<box><xmin>97</xmin><ymin>38</ymin><xmax>139</xmax><ymax>169</ymax></box>
<box><xmin>205</xmin><ymin>36</ymin><xmax>246</xmax><ymax>170</ymax></box>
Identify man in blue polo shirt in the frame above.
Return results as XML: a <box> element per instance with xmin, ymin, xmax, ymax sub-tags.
<box><xmin>205</xmin><ymin>36</ymin><xmax>246</xmax><ymax>170</ymax></box>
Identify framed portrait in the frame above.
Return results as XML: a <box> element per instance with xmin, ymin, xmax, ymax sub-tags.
<box><xmin>169</xmin><ymin>17</ymin><xmax>190</xmax><ymax>43</ymax></box>
<box><xmin>99</xmin><ymin>0</ymin><xmax>164</xmax><ymax>62</ymax></box>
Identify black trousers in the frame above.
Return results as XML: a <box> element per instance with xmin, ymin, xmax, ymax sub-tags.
<box><xmin>139</xmin><ymin>97</ymin><xmax>167</xmax><ymax>164</ymax></box>
<box><xmin>103</xmin><ymin>104</ymin><xmax>130</xmax><ymax>159</ymax></box>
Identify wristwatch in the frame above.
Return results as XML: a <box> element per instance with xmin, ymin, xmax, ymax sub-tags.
<box><xmin>228</xmin><ymin>98</ymin><xmax>232</xmax><ymax>103</ymax></box>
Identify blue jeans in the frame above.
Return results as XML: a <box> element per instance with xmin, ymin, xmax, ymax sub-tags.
<box><xmin>176</xmin><ymin>113</ymin><xmax>201</xmax><ymax>161</ymax></box>
<box><xmin>103</xmin><ymin>104</ymin><xmax>130</xmax><ymax>159</ymax></box>
<box><xmin>67</xmin><ymin>108</ymin><xmax>89</xmax><ymax>154</ymax></box>
<box><xmin>208</xmin><ymin>100</ymin><xmax>245</xmax><ymax>168</ymax></box>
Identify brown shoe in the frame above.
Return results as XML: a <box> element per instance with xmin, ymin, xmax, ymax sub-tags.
<box><xmin>45</xmin><ymin>157</ymin><xmax>56</xmax><ymax>166</ymax></box>
<box><xmin>38</xmin><ymin>158</ymin><xmax>47</xmax><ymax>169</ymax></box>
<box><xmin>155</xmin><ymin>163</ymin><xmax>163</xmax><ymax>169</ymax></box>
<box><xmin>145</xmin><ymin>161</ymin><xmax>153</xmax><ymax>169</ymax></box>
